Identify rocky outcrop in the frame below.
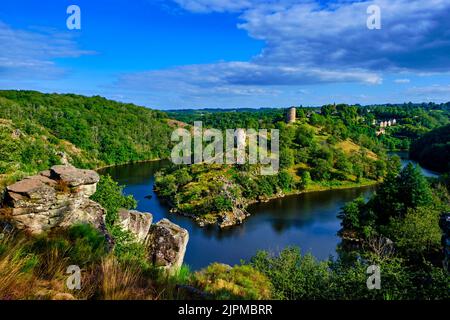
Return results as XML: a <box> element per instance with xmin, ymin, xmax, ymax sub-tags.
<box><xmin>146</xmin><ymin>219</ymin><xmax>189</xmax><ymax>271</ymax></box>
<box><xmin>1</xmin><ymin>165</ymin><xmax>104</xmax><ymax>234</ymax></box>
<box><xmin>1</xmin><ymin>165</ymin><xmax>190</xmax><ymax>271</ymax></box>
<box><xmin>118</xmin><ymin>209</ymin><xmax>153</xmax><ymax>242</ymax></box>
<box><xmin>219</xmin><ymin>208</ymin><xmax>248</xmax><ymax>228</ymax></box>
<box><xmin>116</xmin><ymin>212</ymin><xmax>188</xmax><ymax>271</ymax></box>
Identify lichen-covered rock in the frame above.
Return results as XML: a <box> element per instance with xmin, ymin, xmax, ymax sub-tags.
<box><xmin>118</xmin><ymin>209</ymin><xmax>153</xmax><ymax>242</ymax></box>
<box><xmin>219</xmin><ymin>208</ymin><xmax>248</xmax><ymax>228</ymax></box>
<box><xmin>1</xmin><ymin>165</ymin><xmax>190</xmax><ymax>271</ymax></box>
<box><xmin>146</xmin><ymin>218</ymin><xmax>189</xmax><ymax>271</ymax></box>
<box><xmin>50</xmin><ymin>165</ymin><xmax>100</xmax><ymax>187</ymax></box>
<box><xmin>1</xmin><ymin>165</ymin><xmax>104</xmax><ymax>234</ymax></box>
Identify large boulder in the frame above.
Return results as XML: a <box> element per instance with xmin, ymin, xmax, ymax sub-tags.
<box><xmin>1</xmin><ymin>165</ymin><xmax>190</xmax><ymax>271</ymax></box>
<box><xmin>1</xmin><ymin>165</ymin><xmax>104</xmax><ymax>234</ymax></box>
<box><xmin>50</xmin><ymin>165</ymin><xmax>100</xmax><ymax>187</ymax></box>
<box><xmin>146</xmin><ymin>219</ymin><xmax>189</xmax><ymax>271</ymax></box>
<box><xmin>118</xmin><ymin>209</ymin><xmax>153</xmax><ymax>242</ymax></box>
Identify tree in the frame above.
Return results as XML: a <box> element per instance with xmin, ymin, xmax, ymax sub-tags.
<box><xmin>278</xmin><ymin>170</ymin><xmax>294</xmax><ymax>192</ymax></box>
<box><xmin>386</xmin><ymin>207</ymin><xmax>442</xmax><ymax>261</ymax></box>
<box><xmin>300</xmin><ymin>171</ymin><xmax>312</xmax><ymax>189</ymax></box>
<box><xmin>338</xmin><ymin>197</ymin><xmax>366</xmax><ymax>232</ymax></box>
<box><xmin>374</xmin><ymin>160</ymin><xmax>387</xmax><ymax>180</ymax></box>
<box><xmin>280</xmin><ymin>147</ymin><xmax>295</xmax><ymax>169</ymax></box>
<box><xmin>311</xmin><ymin>159</ymin><xmax>333</xmax><ymax>181</ymax></box>
<box><xmin>321</xmin><ymin>104</ymin><xmax>336</xmax><ymax>117</ymax></box>
<box><xmin>396</xmin><ymin>163</ymin><xmax>432</xmax><ymax>213</ymax></box>
<box><xmin>91</xmin><ymin>175</ymin><xmax>137</xmax><ymax>227</ymax></box>
<box><xmin>335</xmin><ymin>150</ymin><xmax>353</xmax><ymax>175</ymax></box>
<box><xmin>295</xmin><ymin>125</ymin><xmax>315</xmax><ymax>147</ymax></box>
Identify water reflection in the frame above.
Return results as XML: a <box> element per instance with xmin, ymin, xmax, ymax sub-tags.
<box><xmin>389</xmin><ymin>151</ymin><xmax>439</xmax><ymax>178</ymax></box>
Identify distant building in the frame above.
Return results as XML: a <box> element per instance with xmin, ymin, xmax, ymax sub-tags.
<box><xmin>287</xmin><ymin>107</ymin><xmax>296</xmax><ymax>124</ymax></box>
<box><xmin>375</xmin><ymin>118</ymin><xmax>397</xmax><ymax>135</ymax></box>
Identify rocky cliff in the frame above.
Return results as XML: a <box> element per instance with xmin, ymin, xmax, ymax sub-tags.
<box><xmin>0</xmin><ymin>165</ymin><xmax>189</xmax><ymax>271</ymax></box>
<box><xmin>2</xmin><ymin>165</ymin><xmax>105</xmax><ymax>234</ymax></box>
<box><xmin>118</xmin><ymin>209</ymin><xmax>189</xmax><ymax>271</ymax></box>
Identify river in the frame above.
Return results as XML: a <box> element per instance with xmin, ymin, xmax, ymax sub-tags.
<box><xmin>98</xmin><ymin>154</ymin><xmax>437</xmax><ymax>270</ymax></box>
<box><xmin>99</xmin><ymin>161</ymin><xmax>374</xmax><ymax>270</ymax></box>
<box><xmin>393</xmin><ymin>151</ymin><xmax>440</xmax><ymax>178</ymax></box>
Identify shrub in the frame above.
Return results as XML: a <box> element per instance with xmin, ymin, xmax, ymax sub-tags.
<box><xmin>251</xmin><ymin>248</ymin><xmax>330</xmax><ymax>300</ymax></box>
<box><xmin>91</xmin><ymin>175</ymin><xmax>137</xmax><ymax>227</ymax></box>
<box><xmin>193</xmin><ymin>263</ymin><xmax>272</xmax><ymax>300</ymax></box>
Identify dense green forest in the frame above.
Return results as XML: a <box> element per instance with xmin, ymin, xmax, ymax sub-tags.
<box><xmin>157</xmin><ymin>102</ymin><xmax>449</xmax><ymax>227</ymax></box>
<box><xmin>2</xmin><ymin>160</ymin><xmax>448</xmax><ymax>300</ymax></box>
<box><xmin>168</xmin><ymin>102</ymin><xmax>450</xmax><ymax>151</ymax></box>
<box><xmin>0</xmin><ymin>91</ymin><xmax>449</xmax><ymax>300</ymax></box>
<box><xmin>0</xmin><ymin>90</ymin><xmax>172</xmax><ymax>188</ymax></box>
<box><xmin>410</xmin><ymin>124</ymin><xmax>450</xmax><ymax>173</ymax></box>
<box><xmin>157</xmin><ymin>105</ymin><xmax>391</xmax><ymax>227</ymax></box>
<box><xmin>1</xmin><ymin>91</ymin><xmax>447</xmax><ymax>192</ymax></box>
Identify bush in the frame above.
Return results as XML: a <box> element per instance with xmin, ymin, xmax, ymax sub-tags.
<box><xmin>386</xmin><ymin>207</ymin><xmax>442</xmax><ymax>261</ymax></box>
<box><xmin>27</xmin><ymin>224</ymin><xmax>108</xmax><ymax>270</ymax></box>
<box><xmin>91</xmin><ymin>175</ymin><xmax>137</xmax><ymax>227</ymax></box>
<box><xmin>193</xmin><ymin>263</ymin><xmax>272</xmax><ymax>300</ymax></box>
<box><xmin>251</xmin><ymin>248</ymin><xmax>330</xmax><ymax>300</ymax></box>
<box><xmin>67</xmin><ymin>224</ymin><xmax>109</xmax><ymax>265</ymax></box>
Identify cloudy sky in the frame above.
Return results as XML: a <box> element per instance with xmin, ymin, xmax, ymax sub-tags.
<box><xmin>1</xmin><ymin>0</ymin><xmax>450</xmax><ymax>109</ymax></box>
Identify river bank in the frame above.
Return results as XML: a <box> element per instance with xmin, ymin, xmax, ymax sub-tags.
<box><xmin>99</xmin><ymin>160</ymin><xmax>378</xmax><ymax>269</ymax></box>
<box><xmin>168</xmin><ymin>179</ymin><xmax>380</xmax><ymax>228</ymax></box>
<box><xmin>97</xmin><ymin>155</ymin><xmax>440</xmax><ymax>269</ymax></box>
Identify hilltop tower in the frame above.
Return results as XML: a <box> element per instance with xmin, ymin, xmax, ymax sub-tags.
<box><xmin>287</xmin><ymin>107</ymin><xmax>296</xmax><ymax>124</ymax></box>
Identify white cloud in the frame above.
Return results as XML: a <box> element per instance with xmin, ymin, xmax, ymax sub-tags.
<box><xmin>405</xmin><ymin>84</ymin><xmax>450</xmax><ymax>102</ymax></box>
<box><xmin>408</xmin><ymin>84</ymin><xmax>450</xmax><ymax>95</ymax></box>
<box><xmin>173</xmin><ymin>0</ymin><xmax>450</xmax><ymax>73</ymax></box>
<box><xmin>139</xmin><ymin>0</ymin><xmax>450</xmax><ymax>106</ymax></box>
<box><xmin>172</xmin><ymin>0</ymin><xmax>252</xmax><ymax>13</ymax></box>
<box><xmin>0</xmin><ymin>21</ymin><xmax>94</xmax><ymax>80</ymax></box>
<box><xmin>116</xmin><ymin>61</ymin><xmax>381</xmax><ymax>107</ymax></box>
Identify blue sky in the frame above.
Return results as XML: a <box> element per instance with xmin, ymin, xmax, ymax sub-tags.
<box><xmin>0</xmin><ymin>0</ymin><xmax>450</xmax><ymax>109</ymax></box>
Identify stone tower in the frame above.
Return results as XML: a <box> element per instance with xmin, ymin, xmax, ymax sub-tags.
<box><xmin>287</xmin><ymin>107</ymin><xmax>296</xmax><ymax>124</ymax></box>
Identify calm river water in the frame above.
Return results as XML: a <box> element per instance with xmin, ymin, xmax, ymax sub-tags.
<box><xmin>99</xmin><ymin>161</ymin><xmax>374</xmax><ymax>270</ymax></box>
<box><xmin>98</xmin><ymin>153</ymin><xmax>436</xmax><ymax>270</ymax></box>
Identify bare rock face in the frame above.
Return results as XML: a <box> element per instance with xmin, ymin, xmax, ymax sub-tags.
<box><xmin>50</xmin><ymin>165</ymin><xmax>100</xmax><ymax>187</ymax></box>
<box><xmin>1</xmin><ymin>165</ymin><xmax>190</xmax><ymax>271</ymax></box>
<box><xmin>118</xmin><ymin>209</ymin><xmax>153</xmax><ymax>242</ymax></box>
<box><xmin>219</xmin><ymin>208</ymin><xmax>248</xmax><ymax>228</ymax></box>
<box><xmin>146</xmin><ymin>218</ymin><xmax>189</xmax><ymax>271</ymax></box>
<box><xmin>1</xmin><ymin>165</ymin><xmax>104</xmax><ymax>234</ymax></box>
<box><xmin>116</xmin><ymin>211</ymin><xmax>189</xmax><ymax>270</ymax></box>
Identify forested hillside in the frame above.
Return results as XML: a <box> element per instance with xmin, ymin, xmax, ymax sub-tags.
<box><xmin>0</xmin><ymin>90</ymin><xmax>172</xmax><ymax>188</ymax></box>
<box><xmin>157</xmin><ymin>105</ymin><xmax>390</xmax><ymax>227</ymax></box>
<box><xmin>368</xmin><ymin>103</ymin><xmax>449</xmax><ymax>150</ymax></box>
<box><xmin>168</xmin><ymin>102</ymin><xmax>450</xmax><ymax>151</ymax></box>
<box><xmin>410</xmin><ymin>124</ymin><xmax>450</xmax><ymax>173</ymax></box>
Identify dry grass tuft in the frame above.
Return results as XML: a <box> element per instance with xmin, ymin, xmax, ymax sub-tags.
<box><xmin>99</xmin><ymin>256</ymin><xmax>149</xmax><ymax>300</ymax></box>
